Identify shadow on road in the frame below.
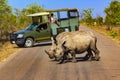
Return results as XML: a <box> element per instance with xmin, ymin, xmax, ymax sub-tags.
<box><xmin>55</xmin><ymin>56</ymin><xmax>98</xmax><ymax>64</ymax></box>
<box><xmin>13</xmin><ymin>41</ymin><xmax>52</xmax><ymax>48</ymax></box>
<box><xmin>33</xmin><ymin>42</ymin><xmax>52</xmax><ymax>47</ymax></box>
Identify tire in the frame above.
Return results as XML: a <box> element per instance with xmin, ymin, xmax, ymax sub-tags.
<box><xmin>75</xmin><ymin>26</ymin><xmax>79</xmax><ymax>31</ymax></box>
<box><xmin>24</xmin><ymin>38</ymin><xmax>34</xmax><ymax>48</ymax></box>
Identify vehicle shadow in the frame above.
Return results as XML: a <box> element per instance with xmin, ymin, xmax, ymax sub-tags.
<box><xmin>13</xmin><ymin>42</ymin><xmax>52</xmax><ymax>48</ymax></box>
<box><xmin>33</xmin><ymin>42</ymin><xmax>52</xmax><ymax>47</ymax></box>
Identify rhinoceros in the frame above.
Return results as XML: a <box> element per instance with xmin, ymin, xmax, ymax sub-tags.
<box><xmin>54</xmin><ymin>31</ymin><xmax>100</xmax><ymax>63</ymax></box>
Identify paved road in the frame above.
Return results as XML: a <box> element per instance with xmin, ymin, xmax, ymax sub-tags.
<box><xmin>0</xmin><ymin>26</ymin><xmax>120</xmax><ymax>80</ymax></box>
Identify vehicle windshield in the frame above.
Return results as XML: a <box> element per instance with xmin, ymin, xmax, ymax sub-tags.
<box><xmin>26</xmin><ymin>23</ymin><xmax>38</xmax><ymax>30</ymax></box>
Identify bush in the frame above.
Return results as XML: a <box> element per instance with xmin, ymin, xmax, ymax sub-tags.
<box><xmin>109</xmin><ymin>30</ymin><xmax>117</xmax><ymax>38</ymax></box>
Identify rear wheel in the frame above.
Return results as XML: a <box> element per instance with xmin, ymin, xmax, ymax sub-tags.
<box><xmin>24</xmin><ymin>38</ymin><xmax>34</xmax><ymax>48</ymax></box>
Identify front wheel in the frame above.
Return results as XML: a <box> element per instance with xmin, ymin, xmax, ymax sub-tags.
<box><xmin>24</xmin><ymin>38</ymin><xmax>34</xmax><ymax>48</ymax></box>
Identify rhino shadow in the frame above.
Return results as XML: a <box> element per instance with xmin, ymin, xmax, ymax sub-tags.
<box><xmin>57</xmin><ymin>56</ymin><xmax>97</xmax><ymax>64</ymax></box>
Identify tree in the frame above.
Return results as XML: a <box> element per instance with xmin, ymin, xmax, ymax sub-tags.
<box><xmin>95</xmin><ymin>16</ymin><xmax>103</xmax><ymax>26</ymax></box>
<box><xmin>0</xmin><ymin>0</ymin><xmax>12</xmax><ymax>40</ymax></box>
<box><xmin>0</xmin><ymin>2</ymin><xmax>46</xmax><ymax>42</ymax></box>
<box><xmin>14</xmin><ymin>3</ymin><xmax>45</xmax><ymax>29</ymax></box>
<box><xmin>0</xmin><ymin>0</ymin><xmax>12</xmax><ymax>15</ymax></box>
<box><xmin>81</xmin><ymin>8</ymin><xmax>94</xmax><ymax>25</ymax></box>
<box><xmin>104</xmin><ymin>0</ymin><xmax>120</xmax><ymax>25</ymax></box>
<box><xmin>22</xmin><ymin>3</ymin><xmax>45</xmax><ymax>14</ymax></box>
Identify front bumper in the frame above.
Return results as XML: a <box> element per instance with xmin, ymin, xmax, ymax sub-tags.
<box><xmin>16</xmin><ymin>38</ymin><xmax>25</xmax><ymax>44</ymax></box>
<box><xmin>10</xmin><ymin>33</ymin><xmax>25</xmax><ymax>44</ymax></box>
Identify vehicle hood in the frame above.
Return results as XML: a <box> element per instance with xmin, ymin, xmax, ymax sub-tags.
<box><xmin>14</xmin><ymin>29</ymin><xmax>30</xmax><ymax>34</ymax></box>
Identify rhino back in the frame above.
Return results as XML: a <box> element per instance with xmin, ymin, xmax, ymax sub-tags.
<box><xmin>61</xmin><ymin>31</ymin><xmax>96</xmax><ymax>52</ymax></box>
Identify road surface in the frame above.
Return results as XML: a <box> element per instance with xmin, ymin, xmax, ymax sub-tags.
<box><xmin>0</xmin><ymin>26</ymin><xmax>120</xmax><ymax>80</ymax></box>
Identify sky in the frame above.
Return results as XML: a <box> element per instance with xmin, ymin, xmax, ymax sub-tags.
<box><xmin>8</xmin><ymin>0</ymin><xmax>118</xmax><ymax>18</ymax></box>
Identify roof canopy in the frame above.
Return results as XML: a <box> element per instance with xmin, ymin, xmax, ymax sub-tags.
<box><xmin>46</xmin><ymin>8</ymin><xmax>78</xmax><ymax>12</ymax></box>
<box><xmin>27</xmin><ymin>12</ymin><xmax>50</xmax><ymax>17</ymax></box>
<box><xmin>27</xmin><ymin>8</ymin><xmax>78</xmax><ymax>17</ymax></box>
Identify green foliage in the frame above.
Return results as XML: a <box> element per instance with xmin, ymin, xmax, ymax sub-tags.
<box><xmin>109</xmin><ymin>30</ymin><xmax>118</xmax><ymax>38</ymax></box>
<box><xmin>104</xmin><ymin>0</ymin><xmax>120</xmax><ymax>25</ymax></box>
<box><xmin>0</xmin><ymin>2</ymin><xmax>45</xmax><ymax>41</ymax></box>
<box><xmin>81</xmin><ymin>8</ymin><xmax>94</xmax><ymax>25</ymax></box>
<box><xmin>95</xmin><ymin>16</ymin><xmax>103</xmax><ymax>25</ymax></box>
<box><xmin>26</xmin><ymin>3</ymin><xmax>45</xmax><ymax>14</ymax></box>
<box><xmin>14</xmin><ymin>3</ymin><xmax>45</xmax><ymax>29</ymax></box>
<box><xmin>80</xmin><ymin>8</ymin><xmax>104</xmax><ymax>26</ymax></box>
<box><xmin>0</xmin><ymin>0</ymin><xmax>13</xmax><ymax>40</ymax></box>
<box><xmin>0</xmin><ymin>0</ymin><xmax>12</xmax><ymax>15</ymax></box>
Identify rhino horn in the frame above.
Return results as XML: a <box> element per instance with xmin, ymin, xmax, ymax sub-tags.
<box><xmin>45</xmin><ymin>50</ymin><xmax>49</xmax><ymax>55</ymax></box>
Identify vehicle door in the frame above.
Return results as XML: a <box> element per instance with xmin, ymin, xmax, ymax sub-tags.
<box><xmin>34</xmin><ymin>22</ymin><xmax>51</xmax><ymax>41</ymax></box>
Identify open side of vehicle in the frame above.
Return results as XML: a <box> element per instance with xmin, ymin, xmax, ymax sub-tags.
<box><xmin>10</xmin><ymin>8</ymin><xmax>80</xmax><ymax>47</ymax></box>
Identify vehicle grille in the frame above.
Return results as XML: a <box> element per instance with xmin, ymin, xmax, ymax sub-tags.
<box><xmin>10</xmin><ymin>33</ymin><xmax>17</xmax><ymax>40</ymax></box>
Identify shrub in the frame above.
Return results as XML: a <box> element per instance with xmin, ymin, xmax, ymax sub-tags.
<box><xmin>109</xmin><ymin>30</ymin><xmax>117</xmax><ymax>38</ymax></box>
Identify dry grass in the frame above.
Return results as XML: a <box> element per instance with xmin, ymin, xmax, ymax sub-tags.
<box><xmin>88</xmin><ymin>25</ymin><xmax>120</xmax><ymax>45</ymax></box>
<box><xmin>0</xmin><ymin>42</ymin><xmax>20</xmax><ymax>62</ymax></box>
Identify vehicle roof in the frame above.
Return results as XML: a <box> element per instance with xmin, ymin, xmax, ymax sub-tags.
<box><xmin>27</xmin><ymin>12</ymin><xmax>50</xmax><ymax>17</ymax></box>
<box><xmin>46</xmin><ymin>8</ymin><xmax>78</xmax><ymax>12</ymax></box>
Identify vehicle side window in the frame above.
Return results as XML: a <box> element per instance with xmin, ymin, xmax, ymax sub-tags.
<box><xmin>59</xmin><ymin>11</ymin><xmax>68</xmax><ymax>20</ymax></box>
<box><xmin>69</xmin><ymin>11</ymin><xmax>78</xmax><ymax>18</ymax></box>
<box><xmin>37</xmin><ymin>23</ymin><xmax>48</xmax><ymax>30</ymax></box>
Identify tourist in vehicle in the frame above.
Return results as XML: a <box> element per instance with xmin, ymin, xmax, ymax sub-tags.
<box><xmin>50</xmin><ymin>13</ymin><xmax>60</xmax><ymax>26</ymax></box>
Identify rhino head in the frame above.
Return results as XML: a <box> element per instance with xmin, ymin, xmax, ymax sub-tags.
<box><xmin>45</xmin><ymin>49</ymin><xmax>55</xmax><ymax>59</ymax></box>
<box><xmin>45</xmin><ymin>37</ymin><xmax>58</xmax><ymax>59</ymax></box>
<box><xmin>54</xmin><ymin>41</ymin><xmax>66</xmax><ymax>61</ymax></box>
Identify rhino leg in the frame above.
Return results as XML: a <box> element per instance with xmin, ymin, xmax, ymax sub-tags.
<box><xmin>93</xmin><ymin>49</ymin><xmax>100</xmax><ymax>61</ymax></box>
<box><xmin>58</xmin><ymin>53</ymin><xmax>66</xmax><ymax>64</ymax></box>
<box><xmin>90</xmin><ymin>38</ymin><xmax>100</xmax><ymax>61</ymax></box>
<box><xmin>91</xmin><ymin>44</ymin><xmax>100</xmax><ymax>61</ymax></box>
<box><xmin>71</xmin><ymin>51</ymin><xmax>77</xmax><ymax>63</ymax></box>
<box><xmin>64</xmin><ymin>53</ymin><xmax>71</xmax><ymax>61</ymax></box>
<box><xmin>84</xmin><ymin>48</ymin><xmax>93</xmax><ymax>61</ymax></box>
<box><xmin>58</xmin><ymin>52</ymin><xmax>70</xmax><ymax>64</ymax></box>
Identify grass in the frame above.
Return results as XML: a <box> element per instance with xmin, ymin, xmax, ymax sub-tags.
<box><xmin>87</xmin><ymin>25</ymin><xmax>120</xmax><ymax>45</ymax></box>
<box><xmin>0</xmin><ymin>42</ymin><xmax>20</xmax><ymax>62</ymax></box>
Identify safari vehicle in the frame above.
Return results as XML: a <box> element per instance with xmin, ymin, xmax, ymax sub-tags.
<box><xmin>10</xmin><ymin>8</ymin><xmax>79</xmax><ymax>47</ymax></box>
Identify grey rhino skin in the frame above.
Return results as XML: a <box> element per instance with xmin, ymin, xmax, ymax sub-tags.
<box><xmin>54</xmin><ymin>31</ymin><xmax>100</xmax><ymax>63</ymax></box>
<box><xmin>45</xmin><ymin>32</ymin><xmax>70</xmax><ymax>60</ymax></box>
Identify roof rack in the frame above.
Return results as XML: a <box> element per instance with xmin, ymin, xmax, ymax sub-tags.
<box><xmin>46</xmin><ymin>8</ymin><xmax>78</xmax><ymax>12</ymax></box>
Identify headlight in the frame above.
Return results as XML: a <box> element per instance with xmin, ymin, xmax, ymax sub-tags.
<box><xmin>17</xmin><ymin>34</ymin><xmax>24</xmax><ymax>38</ymax></box>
